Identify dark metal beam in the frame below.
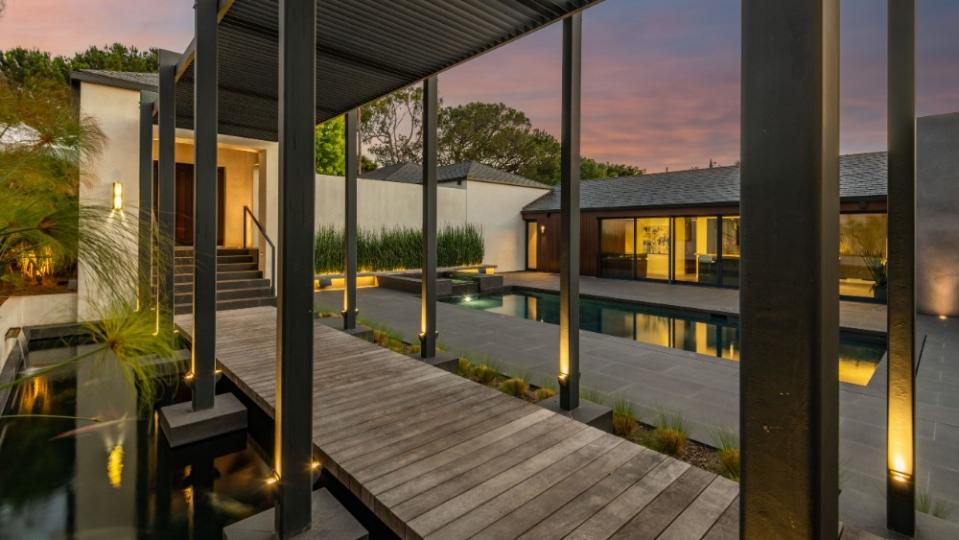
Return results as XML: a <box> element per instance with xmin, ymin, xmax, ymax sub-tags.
<box><xmin>138</xmin><ymin>91</ymin><xmax>157</xmax><ymax>314</ymax></box>
<box><xmin>157</xmin><ymin>50</ymin><xmax>179</xmax><ymax>332</ymax></box>
<box><xmin>558</xmin><ymin>13</ymin><xmax>582</xmax><ymax>411</ymax></box>
<box><xmin>420</xmin><ymin>77</ymin><xmax>438</xmax><ymax>359</ymax></box>
<box><xmin>275</xmin><ymin>0</ymin><xmax>315</xmax><ymax>536</ymax></box>
<box><xmin>886</xmin><ymin>0</ymin><xmax>917</xmax><ymax>534</ymax></box>
<box><xmin>192</xmin><ymin>0</ymin><xmax>219</xmax><ymax>411</ymax></box>
<box><xmin>344</xmin><ymin>109</ymin><xmax>359</xmax><ymax>330</ymax></box>
<box><xmin>740</xmin><ymin>1</ymin><xmax>840</xmax><ymax>537</ymax></box>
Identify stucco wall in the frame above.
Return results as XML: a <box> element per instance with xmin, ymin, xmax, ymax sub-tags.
<box><xmin>917</xmin><ymin>112</ymin><xmax>959</xmax><ymax>317</ymax></box>
<box><xmin>313</xmin><ymin>176</ymin><xmax>548</xmax><ymax>271</ymax></box>
<box><xmin>77</xmin><ymin>82</ymin><xmax>140</xmax><ymax>319</ymax></box>
<box><xmin>464</xmin><ymin>181</ymin><xmax>551</xmax><ymax>272</ymax></box>
<box><xmin>0</xmin><ymin>293</ymin><xmax>78</xmax><ymax>367</ymax></box>
<box><xmin>314</xmin><ymin>175</ymin><xmax>466</xmax><ymax>231</ymax></box>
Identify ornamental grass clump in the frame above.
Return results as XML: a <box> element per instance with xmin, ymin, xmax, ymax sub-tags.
<box><xmin>534</xmin><ymin>386</ymin><xmax>556</xmax><ymax>401</ymax></box>
<box><xmin>499</xmin><ymin>377</ymin><xmax>529</xmax><ymax>398</ymax></box>
<box><xmin>611</xmin><ymin>398</ymin><xmax>638</xmax><ymax>437</ymax></box>
<box><xmin>652</xmin><ymin>410</ymin><xmax>689</xmax><ymax>458</ymax></box>
<box><xmin>918</xmin><ymin>489</ymin><xmax>953</xmax><ymax>519</ymax></box>
<box><xmin>314</xmin><ymin>224</ymin><xmax>483</xmax><ymax>274</ymax></box>
<box><xmin>713</xmin><ymin>429</ymin><xmax>740</xmax><ymax>480</ymax></box>
<box><xmin>471</xmin><ymin>363</ymin><xmax>499</xmax><ymax>385</ymax></box>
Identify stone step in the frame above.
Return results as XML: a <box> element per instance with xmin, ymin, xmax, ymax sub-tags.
<box><xmin>175</xmin><ymin>286</ymin><xmax>273</xmax><ymax>305</ymax></box>
<box><xmin>175</xmin><ymin>262</ymin><xmax>259</xmax><ymax>274</ymax></box>
<box><xmin>175</xmin><ymin>278</ymin><xmax>271</xmax><ymax>294</ymax></box>
<box><xmin>175</xmin><ymin>247</ymin><xmax>255</xmax><ymax>257</ymax></box>
<box><xmin>175</xmin><ymin>254</ymin><xmax>256</xmax><ymax>265</ymax></box>
<box><xmin>174</xmin><ymin>295</ymin><xmax>276</xmax><ymax>315</ymax></box>
<box><xmin>174</xmin><ymin>270</ymin><xmax>262</xmax><ymax>283</ymax></box>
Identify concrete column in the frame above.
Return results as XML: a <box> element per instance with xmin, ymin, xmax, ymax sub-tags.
<box><xmin>559</xmin><ymin>13</ymin><xmax>582</xmax><ymax>411</ymax></box>
<box><xmin>157</xmin><ymin>50</ymin><xmax>178</xmax><ymax>332</ymax></box>
<box><xmin>420</xmin><ymin>77</ymin><xmax>438</xmax><ymax>359</ymax></box>
<box><xmin>137</xmin><ymin>91</ymin><xmax>157</xmax><ymax>313</ymax></box>
<box><xmin>344</xmin><ymin>109</ymin><xmax>359</xmax><ymax>330</ymax></box>
<box><xmin>886</xmin><ymin>0</ymin><xmax>916</xmax><ymax>534</ymax></box>
<box><xmin>191</xmin><ymin>0</ymin><xmax>218</xmax><ymax>411</ymax></box>
<box><xmin>275</xmin><ymin>0</ymin><xmax>316</xmax><ymax>535</ymax></box>
<box><xmin>740</xmin><ymin>1</ymin><xmax>840</xmax><ymax>537</ymax></box>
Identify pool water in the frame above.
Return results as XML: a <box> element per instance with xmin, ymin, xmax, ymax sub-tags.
<box><xmin>444</xmin><ymin>291</ymin><xmax>885</xmax><ymax>386</ymax></box>
<box><xmin>0</xmin><ymin>341</ymin><xmax>275</xmax><ymax>539</ymax></box>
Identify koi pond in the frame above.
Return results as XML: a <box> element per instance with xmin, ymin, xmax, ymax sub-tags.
<box><xmin>0</xmin><ymin>333</ymin><xmax>275</xmax><ymax>538</ymax></box>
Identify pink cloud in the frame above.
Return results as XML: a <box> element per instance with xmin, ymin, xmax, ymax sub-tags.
<box><xmin>0</xmin><ymin>0</ymin><xmax>193</xmax><ymax>55</ymax></box>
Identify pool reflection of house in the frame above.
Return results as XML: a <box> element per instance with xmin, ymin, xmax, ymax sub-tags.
<box><xmin>522</xmin><ymin>152</ymin><xmax>890</xmax><ymax>301</ymax></box>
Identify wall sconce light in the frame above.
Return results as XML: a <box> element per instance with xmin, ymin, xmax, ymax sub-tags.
<box><xmin>539</xmin><ymin>224</ymin><xmax>546</xmax><ymax>235</ymax></box>
<box><xmin>112</xmin><ymin>182</ymin><xmax>123</xmax><ymax>210</ymax></box>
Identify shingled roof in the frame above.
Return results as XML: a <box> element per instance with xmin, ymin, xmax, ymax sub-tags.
<box><xmin>523</xmin><ymin>151</ymin><xmax>887</xmax><ymax>212</ymax></box>
<box><xmin>361</xmin><ymin>160</ymin><xmax>551</xmax><ymax>189</ymax></box>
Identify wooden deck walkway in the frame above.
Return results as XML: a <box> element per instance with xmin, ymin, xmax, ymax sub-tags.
<box><xmin>176</xmin><ymin>306</ymin><xmax>740</xmax><ymax>539</ymax></box>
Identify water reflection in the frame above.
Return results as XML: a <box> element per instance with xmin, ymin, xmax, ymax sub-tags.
<box><xmin>0</xmin><ymin>342</ymin><xmax>274</xmax><ymax>539</ymax></box>
<box><xmin>447</xmin><ymin>291</ymin><xmax>885</xmax><ymax>385</ymax></box>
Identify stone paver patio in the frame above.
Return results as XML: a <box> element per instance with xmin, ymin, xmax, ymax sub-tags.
<box><xmin>314</xmin><ymin>275</ymin><xmax>959</xmax><ymax>537</ymax></box>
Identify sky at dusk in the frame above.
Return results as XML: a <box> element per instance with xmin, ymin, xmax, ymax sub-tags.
<box><xmin>2</xmin><ymin>0</ymin><xmax>957</xmax><ymax>172</ymax></box>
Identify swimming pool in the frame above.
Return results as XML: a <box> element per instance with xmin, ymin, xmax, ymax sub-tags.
<box><xmin>443</xmin><ymin>290</ymin><xmax>885</xmax><ymax>386</ymax></box>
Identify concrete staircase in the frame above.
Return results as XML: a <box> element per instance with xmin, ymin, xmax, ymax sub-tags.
<box><xmin>174</xmin><ymin>247</ymin><xmax>276</xmax><ymax>315</ymax></box>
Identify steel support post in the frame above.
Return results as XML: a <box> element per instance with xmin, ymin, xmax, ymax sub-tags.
<box><xmin>138</xmin><ymin>91</ymin><xmax>157</xmax><ymax>313</ymax></box>
<box><xmin>157</xmin><ymin>50</ymin><xmax>178</xmax><ymax>332</ymax></box>
<box><xmin>420</xmin><ymin>77</ymin><xmax>438</xmax><ymax>359</ymax></box>
<box><xmin>191</xmin><ymin>0</ymin><xmax>218</xmax><ymax>411</ymax></box>
<box><xmin>740</xmin><ymin>1</ymin><xmax>840</xmax><ymax>538</ymax></box>
<box><xmin>559</xmin><ymin>14</ymin><xmax>582</xmax><ymax>411</ymax></box>
<box><xmin>886</xmin><ymin>0</ymin><xmax>917</xmax><ymax>534</ymax></box>
<box><xmin>275</xmin><ymin>0</ymin><xmax>316</xmax><ymax>536</ymax></box>
<box><xmin>344</xmin><ymin>109</ymin><xmax>359</xmax><ymax>330</ymax></box>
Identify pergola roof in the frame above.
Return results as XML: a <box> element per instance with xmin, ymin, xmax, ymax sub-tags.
<box><xmin>172</xmin><ymin>0</ymin><xmax>599</xmax><ymax>141</ymax></box>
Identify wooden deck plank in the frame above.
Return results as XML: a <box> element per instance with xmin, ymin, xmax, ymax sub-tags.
<box><xmin>565</xmin><ymin>458</ymin><xmax>690</xmax><ymax>540</ymax></box>
<box><xmin>174</xmin><ymin>307</ymin><xmax>739</xmax><ymax>540</ymax></box>
<box><xmin>608</xmin><ymin>465</ymin><xmax>715</xmax><ymax>540</ymax></box>
<box><xmin>702</xmin><ymin>496</ymin><xmax>739</xmax><ymax>540</ymax></box>
<box><xmin>515</xmin><ymin>449</ymin><xmax>666</xmax><ymax>540</ymax></box>
<box><xmin>471</xmin><ymin>440</ymin><xmax>645</xmax><ymax>540</ymax></box>
<box><xmin>425</xmin><ymin>436</ymin><xmax>626</xmax><ymax>540</ymax></box>
<box><xmin>659</xmin><ymin>477</ymin><xmax>739</xmax><ymax>540</ymax></box>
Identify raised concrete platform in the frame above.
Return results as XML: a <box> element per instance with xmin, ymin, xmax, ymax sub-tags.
<box><xmin>159</xmin><ymin>392</ymin><xmax>248</xmax><ymax>448</ymax></box>
<box><xmin>538</xmin><ymin>395</ymin><xmax>613</xmax><ymax>432</ymax></box>
<box><xmin>414</xmin><ymin>350</ymin><xmax>460</xmax><ymax>372</ymax></box>
<box><xmin>222</xmin><ymin>488</ymin><xmax>367</xmax><ymax>540</ymax></box>
<box><xmin>316</xmin><ymin>316</ymin><xmax>374</xmax><ymax>341</ymax></box>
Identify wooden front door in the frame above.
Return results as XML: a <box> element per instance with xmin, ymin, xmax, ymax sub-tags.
<box><xmin>153</xmin><ymin>162</ymin><xmax>226</xmax><ymax>246</ymax></box>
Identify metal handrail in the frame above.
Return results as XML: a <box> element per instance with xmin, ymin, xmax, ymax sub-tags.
<box><xmin>242</xmin><ymin>206</ymin><xmax>276</xmax><ymax>297</ymax></box>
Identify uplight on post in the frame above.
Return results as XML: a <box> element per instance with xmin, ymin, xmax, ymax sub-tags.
<box><xmin>112</xmin><ymin>182</ymin><xmax>123</xmax><ymax>210</ymax></box>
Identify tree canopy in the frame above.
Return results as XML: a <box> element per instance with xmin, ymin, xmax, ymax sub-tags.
<box><xmin>360</xmin><ymin>93</ymin><xmax>644</xmax><ymax>184</ymax></box>
<box><xmin>0</xmin><ymin>44</ymin><xmax>158</xmax><ymax>86</ymax></box>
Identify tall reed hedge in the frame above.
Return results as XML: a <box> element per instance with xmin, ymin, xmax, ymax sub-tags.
<box><xmin>314</xmin><ymin>224</ymin><xmax>484</xmax><ymax>274</ymax></box>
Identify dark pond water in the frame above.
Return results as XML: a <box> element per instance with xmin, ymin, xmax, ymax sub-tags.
<box><xmin>444</xmin><ymin>290</ymin><xmax>886</xmax><ymax>386</ymax></box>
<box><xmin>0</xmin><ymin>340</ymin><xmax>275</xmax><ymax>539</ymax></box>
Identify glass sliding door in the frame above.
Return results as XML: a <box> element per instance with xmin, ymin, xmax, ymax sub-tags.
<box><xmin>636</xmin><ymin>217</ymin><xmax>671</xmax><ymax>280</ymax></box>
<box><xmin>599</xmin><ymin>218</ymin><xmax>636</xmax><ymax>279</ymax></box>
<box><xmin>673</xmin><ymin>216</ymin><xmax>719</xmax><ymax>285</ymax></box>
<box><xmin>526</xmin><ymin>221</ymin><xmax>538</xmax><ymax>270</ymax></box>
<box><xmin>720</xmin><ymin>216</ymin><xmax>741</xmax><ymax>287</ymax></box>
<box><xmin>839</xmin><ymin>213</ymin><xmax>887</xmax><ymax>300</ymax></box>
